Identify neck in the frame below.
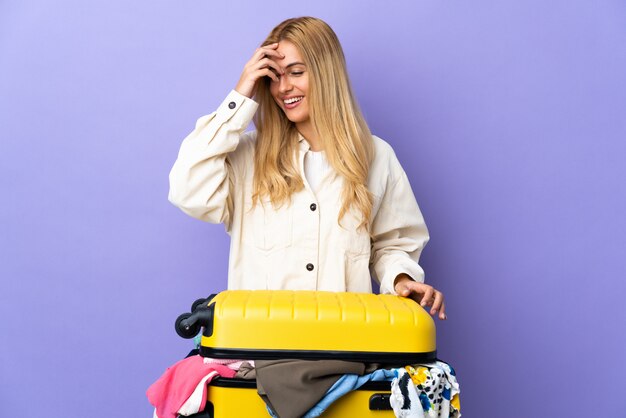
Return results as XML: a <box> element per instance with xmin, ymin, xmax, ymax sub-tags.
<box><xmin>296</xmin><ymin>120</ymin><xmax>323</xmax><ymax>151</ymax></box>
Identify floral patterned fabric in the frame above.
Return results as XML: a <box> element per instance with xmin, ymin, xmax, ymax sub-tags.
<box><xmin>392</xmin><ymin>361</ymin><xmax>460</xmax><ymax>417</ymax></box>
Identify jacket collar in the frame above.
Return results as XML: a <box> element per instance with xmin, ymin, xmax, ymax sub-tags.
<box><xmin>297</xmin><ymin>131</ymin><xmax>311</xmax><ymax>152</ymax></box>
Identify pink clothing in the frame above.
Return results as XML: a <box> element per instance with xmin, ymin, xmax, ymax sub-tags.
<box><xmin>202</xmin><ymin>357</ymin><xmax>254</xmax><ymax>370</ymax></box>
<box><xmin>147</xmin><ymin>355</ymin><xmax>236</xmax><ymax>418</ymax></box>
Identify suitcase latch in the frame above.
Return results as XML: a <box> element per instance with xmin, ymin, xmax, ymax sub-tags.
<box><xmin>369</xmin><ymin>393</ymin><xmax>393</xmax><ymax>410</ymax></box>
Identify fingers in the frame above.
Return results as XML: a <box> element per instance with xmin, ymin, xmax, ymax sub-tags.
<box><xmin>255</xmin><ymin>44</ymin><xmax>285</xmax><ymax>76</ymax></box>
<box><xmin>253</xmin><ymin>58</ymin><xmax>283</xmax><ymax>76</ymax></box>
<box><xmin>253</xmin><ymin>44</ymin><xmax>284</xmax><ymax>64</ymax></box>
<box><xmin>397</xmin><ymin>282</ymin><xmax>411</xmax><ymax>297</ymax></box>
<box><xmin>419</xmin><ymin>286</ymin><xmax>434</xmax><ymax>308</ymax></box>
<box><xmin>242</xmin><ymin>57</ymin><xmax>282</xmax><ymax>88</ymax></box>
<box><xmin>439</xmin><ymin>301</ymin><xmax>447</xmax><ymax>320</ymax></box>
<box><xmin>249</xmin><ymin>44</ymin><xmax>285</xmax><ymax>81</ymax></box>
<box><xmin>260</xmin><ymin>47</ymin><xmax>284</xmax><ymax>61</ymax></box>
<box><xmin>236</xmin><ymin>44</ymin><xmax>284</xmax><ymax>97</ymax></box>
<box><xmin>430</xmin><ymin>290</ymin><xmax>444</xmax><ymax>316</ymax></box>
<box><xmin>398</xmin><ymin>281</ymin><xmax>447</xmax><ymax>320</ymax></box>
<box><xmin>257</xmin><ymin>67</ymin><xmax>279</xmax><ymax>82</ymax></box>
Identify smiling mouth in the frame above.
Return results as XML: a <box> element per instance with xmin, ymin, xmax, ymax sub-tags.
<box><xmin>284</xmin><ymin>96</ymin><xmax>303</xmax><ymax>104</ymax></box>
<box><xmin>283</xmin><ymin>96</ymin><xmax>304</xmax><ymax>109</ymax></box>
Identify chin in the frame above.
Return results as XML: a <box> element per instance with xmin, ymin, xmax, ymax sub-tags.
<box><xmin>286</xmin><ymin>109</ymin><xmax>310</xmax><ymax>123</ymax></box>
<box><xmin>279</xmin><ymin>110</ymin><xmax>303</xmax><ymax>123</ymax></box>
<box><xmin>287</xmin><ymin>115</ymin><xmax>306</xmax><ymax>123</ymax></box>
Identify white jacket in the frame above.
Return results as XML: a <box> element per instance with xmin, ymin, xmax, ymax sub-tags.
<box><xmin>168</xmin><ymin>90</ymin><xmax>429</xmax><ymax>294</ymax></box>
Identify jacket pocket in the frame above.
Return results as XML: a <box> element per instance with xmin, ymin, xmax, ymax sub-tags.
<box><xmin>344</xmin><ymin>252</ymin><xmax>372</xmax><ymax>293</ymax></box>
<box><xmin>251</xmin><ymin>199</ymin><xmax>293</xmax><ymax>252</ymax></box>
<box><xmin>339</xmin><ymin>207</ymin><xmax>371</xmax><ymax>257</ymax></box>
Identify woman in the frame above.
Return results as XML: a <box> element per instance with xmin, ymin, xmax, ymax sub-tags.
<box><xmin>168</xmin><ymin>16</ymin><xmax>446</xmax><ymax>320</ymax></box>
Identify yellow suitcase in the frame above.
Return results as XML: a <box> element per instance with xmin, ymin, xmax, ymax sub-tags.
<box><xmin>177</xmin><ymin>290</ymin><xmax>436</xmax><ymax>362</ymax></box>
<box><xmin>175</xmin><ymin>290</ymin><xmax>437</xmax><ymax>417</ymax></box>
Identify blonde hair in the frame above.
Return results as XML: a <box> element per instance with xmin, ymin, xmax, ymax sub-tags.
<box><xmin>253</xmin><ymin>16</ymin><xmax>374</xmax><ymax>229</ymax></box>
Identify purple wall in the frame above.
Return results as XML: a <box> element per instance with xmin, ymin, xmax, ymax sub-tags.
<box><xmin>1</xmin><ymin>1</ymin><xmax>625</xmax><ymax>416</ymax></box>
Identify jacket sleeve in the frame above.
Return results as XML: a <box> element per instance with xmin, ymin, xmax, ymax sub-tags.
<box><xmin>370</xmin><ymin>157</ymin><xmax>430</xmax><ymax>295</ymax></box>
<box><xmin>168</xmin><ymin>90</ymin><xmax>258</xmax><ymax>228</ymax></box>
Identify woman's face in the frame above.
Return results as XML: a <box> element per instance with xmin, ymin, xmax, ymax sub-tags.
<box><xmin>269</xmin><ymin>41</ymin><xmax>310</xmax><ymax>125</ymax></box>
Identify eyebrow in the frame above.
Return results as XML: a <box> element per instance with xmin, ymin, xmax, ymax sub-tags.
<box><xmin>284</xmin><ymin>62</ymin><xmax>306</xmax><ymax>69</ymax></box>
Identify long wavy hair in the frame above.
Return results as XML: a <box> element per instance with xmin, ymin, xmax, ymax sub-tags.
<box><xmin>253</xmin><ymin>16</ymin><xmax>374</xmax><ymax>229</ymax></box>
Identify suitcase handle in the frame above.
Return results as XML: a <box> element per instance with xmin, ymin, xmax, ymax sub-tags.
<box><xmin>369</xmin><ymin>393</ymin><xmax>393</xmax><ymax>410</ymax></box>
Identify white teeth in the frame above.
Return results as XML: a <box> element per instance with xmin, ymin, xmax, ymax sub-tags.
<box><xmin>284</xmin><ymin>96</ymin><xmax>303</xmax><ymax>104</ymax></box>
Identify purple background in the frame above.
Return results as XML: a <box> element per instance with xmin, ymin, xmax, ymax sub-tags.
<box><xmin>1</xmin><ymin>1</ymin><xmax>625</xmax><ymax>416</ymax></box>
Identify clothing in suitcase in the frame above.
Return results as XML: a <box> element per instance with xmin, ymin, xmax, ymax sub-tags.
<box><xmin>200</xmin><ymin>377</ymin><xmax>398</xmax><ymax>418</ymax></box>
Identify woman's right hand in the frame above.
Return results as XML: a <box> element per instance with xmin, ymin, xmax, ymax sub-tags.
<box><xmin>394</xmin><ymin>274</ymin><xmax>447</xmax><ymax>320</ymax></box>
<box><xmin>235</xmin><ymin>43</ymin><xmax>285</xmax><ymax>99</ymax></box>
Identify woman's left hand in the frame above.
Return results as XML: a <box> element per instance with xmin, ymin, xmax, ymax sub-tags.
<box><xmin>394</xmin><ymin>274</ymin><xmax>447</xmax><ymax>320</ymax></box>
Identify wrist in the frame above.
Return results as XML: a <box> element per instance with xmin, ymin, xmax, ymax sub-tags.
<box><xmin>234</xmin><ymin>87</ymin><xmax>250</xmax><ymax>99</ymax></box>
<box><xmin>234</xmin><ymin>81</ymin><xmax>255</xmax><ymax>99</ymax></box>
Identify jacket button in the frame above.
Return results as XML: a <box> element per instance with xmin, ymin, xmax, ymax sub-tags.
<box><xmin>306</xmin><ymin>263</ymin><xmax>314</xmax><ymax>271</ymax></box>
<box><xmin>228</xmin><ymin>101</ymin><xmax>236</xmax><ymax>109</ymax></box>
<box><xmin>310</xmin><ymin>203</ymin><xmax>317</xmax><ymax>211</ymax></box>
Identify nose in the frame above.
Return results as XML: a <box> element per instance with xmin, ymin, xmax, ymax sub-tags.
<box><xmin>278</xmin><ymin>74</ymin><xmax>292</xmax><ymax>93</ymax></box>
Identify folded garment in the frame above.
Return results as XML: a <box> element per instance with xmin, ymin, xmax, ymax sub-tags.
<box><xmin>301</xmin><ymin>368</ymin><xmax>396</xmax><ymax>418</ymax></box>
<box><xmin>202</xmin><ymin>357</ymin><xmax>254</xmax><ymax>371</ymax></box>
<box><xmin>147</xmin><ymin>355</ymin><xmax>236</xmax><ymax>418</ymax></box>
<box><xmin>185</xmin><ymin>349</ymin><xmax>253</xmax><ymax>371</ymax></box>
<box><xmin>234</xmin><ymin>361</ymin><xmax>256</xmax><ymax>379</ymax></box>
<box><xmin>255</xmin><ymin>359</ymin><xmax>368</xmax><ymax>418</ymax></box>
<box><xmin>176</xmin><ymin>370</ymin><xmax>220</xmax><ymax>416</ymax></box>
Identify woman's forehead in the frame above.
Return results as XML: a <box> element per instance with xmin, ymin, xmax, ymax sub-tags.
<box><xmin>275</xmin><ymin>41</ymin><xmax>305</xmax><ymax>65</ymax></box>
